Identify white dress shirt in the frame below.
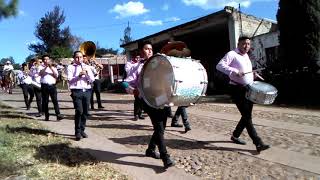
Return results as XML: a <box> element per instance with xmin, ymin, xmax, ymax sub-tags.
<box><xmin>67</xmin><ymin>63</ymin><xmax>95</xmax><ymax>90</ymax></box>
<box><xmin>30</xmin><ymin>65</ymin><xmax>44</xmax><ymax>84</ymax></box>
<box><xmin>3</xmin><ymin>64</ymin><xmax>14</xmax><ymax>71</ymax></box>
<box><xmin>40</xmin><ymin>66</ymin><xmax>59</xmax><ymax>85</ymax></box>
<box><xmin>17</xmin><ymin>70</ymin><xmax>32</xmax><ymax>85</ymax></box>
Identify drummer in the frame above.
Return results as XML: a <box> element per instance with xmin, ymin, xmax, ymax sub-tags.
<box><xmin>216</xmin><ymin>36</ymin><xmax>270</xmax><ymax>153</ymax></box>
<box><xmin>123</xmin><ymin>41</ymin><xmax>175</xmax><ymax>169</ymax></box>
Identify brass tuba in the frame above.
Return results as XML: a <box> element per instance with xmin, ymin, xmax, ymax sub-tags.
<box><xmin>79</xmin><ymin>41</ymin><xmax>102</xmax><ymax>77</ymax></box>
<box><xmin>79</xmin><ymin>41</ymin><xmax>96</xmax><ymax>59</ymax></box>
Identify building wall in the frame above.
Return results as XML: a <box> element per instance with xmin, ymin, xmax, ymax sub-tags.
<box><xmin>250</xmin><ymin>31</ymin><xmax>279</xmax><ymax>69</ymax></box>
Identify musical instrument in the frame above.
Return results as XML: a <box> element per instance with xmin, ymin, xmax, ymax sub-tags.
<box><xmin>30</xmin><ymin>80</ymin><xmax>41</xmax><ymax>89</ymax></box>
<box><xmin>80</xmin><ymin>41</ymin><xmax>102</xmax><ymax>77</ymax></box>
<box><xmin>245</xmin><ymin>81</ymin><xmax>278</xmax><ymax>105</ymax></box>
<box><xmin>139</xmin><ymin>54</ymin><xmax>208</xmax><ymax>109</ymax></box>
<box><xmin>80</xmin><ymin>41</ymin><xmax>96</xmax><ymax>60</ymax></box>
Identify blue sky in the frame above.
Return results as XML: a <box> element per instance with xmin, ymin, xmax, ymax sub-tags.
<box><xmin>0</xmin><ymin>0</ymin><xmax>279</xmax><ymax>64</ymax></box>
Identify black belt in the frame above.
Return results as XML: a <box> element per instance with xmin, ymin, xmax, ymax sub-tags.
<box><xmin>71</xmin><ymin>89</ymin><xmax>91</xmax><ymax>92</ymax></box>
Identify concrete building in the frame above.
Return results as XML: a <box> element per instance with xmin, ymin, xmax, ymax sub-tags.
<box><xmin>59</xmin><ymin>54</ymin><xmax>127</xmax><ymax>83</ymax></box>
<box><xmin>120</xmin><ymin>6</ymin><xmax>277</xmax><ymax>94</ymax></box>
<box><xmin>250</xmin><ymin>31</ymin><xmax>279</xmax><ymax>71</ymax></box>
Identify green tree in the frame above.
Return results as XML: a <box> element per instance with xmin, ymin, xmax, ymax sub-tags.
<box><xmin>25</xmin><ymin>54</ymin><xmax>36</xmax><ymax>64</ymax></box>
<box><xmin>120</xmin><ymin>22</ymin><xmax>133</xmax><ymax>54</ymax></box>
<box><xmin>1</xmin><ymin>56</ymin><xmax>14</xmax><ymax>64</ymax></box>
<box><xmin>96</xmin><ymin>48</ymin><xmax>118</xmax><ymax>57</ymax></box>
<box><xmin>50</xmin><ymin>46</ymin><xmax>72</xmax><ymax>60</ymax></box>
<box><xmin>28</xmin><ymin>6</ymin><xmax>73</xmax><ymax>58</ymax></box>
<box><xmin>277</xmin><ymin>0</ymin><xmax>320</xmax><ymax>73</ymax></box>
<box><xmin>1</xmin><ymin>56</ymin><xmax>19</xmax><ymax>69</ymax></box>
<box><xmin>0</xmin><ymin>0</ymin><xmax>18</xmax><ymax>20</ymax></box>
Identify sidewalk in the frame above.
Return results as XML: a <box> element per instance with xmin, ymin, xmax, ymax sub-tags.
<box><xmin>0</xmin><ymin>89</ymin><xmax>199</xmax><ymax>180</ymax></box>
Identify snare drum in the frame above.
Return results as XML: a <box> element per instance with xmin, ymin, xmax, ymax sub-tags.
<box><xmin>139</xmin><ymin>54</ymin><xmax>208</xmax><ymax>108</ymax></box>
<box><xmin>245</xmin><ymin>81</ymin><xmax>278</xmax><ymax>105</ymax></box>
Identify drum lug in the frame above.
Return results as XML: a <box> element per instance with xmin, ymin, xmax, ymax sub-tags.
<box><xmin>200</xmin><ymin>81</ymin><xmax>208</xmax><ymax>84</ymax></box>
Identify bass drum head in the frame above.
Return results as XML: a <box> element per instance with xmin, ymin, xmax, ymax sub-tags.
<box><xmin>139</xmin><ymin>55</ymin><xmax>174</xmax><ymax>108</ymax></box>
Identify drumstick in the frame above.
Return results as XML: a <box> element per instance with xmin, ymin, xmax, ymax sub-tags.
<box><xmin>255</xmin><ymin>73</ymin><xmax>264</xmax><ymax>81</ymax></box>
<box><xmin>243</xmin><ymin>68</ymin><xmax>265</xmax><ymax>74</ymax></box>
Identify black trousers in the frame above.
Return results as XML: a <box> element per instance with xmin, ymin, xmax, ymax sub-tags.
<box><xmin>134</xmin><ymin>96</ymin><xmax>143</xmax><ymax>116</ymax></box>
<box><xmin>20</xmin><ymin>84</ymin><xmax>34</xmax><ymax>108</ymax></box>
<box><xmin>172</xmin><ymin>106</ymin><xmax>189</xmax><ymax>126</ymax></box>
<box><xmin>41</xmin><ymin>84</ymin><xmax>61</xmax><ymax>118</ymax></box>
<box><xmin>71</xmin><ymin>89</ymin><xmax>91</xmax><ymax>134</ymax></box>
<box><xmin>230</xmin><ymin>84</ymin><xmax>262</xmax><ymax>145</ymax></box>
<box><xmin>33</xmin><ymin>87</ymin><xmax>42</xmax><ymax>113</ymax></box>
<box><xmin>142</xmin><ymin>100</ymin><xmax>169</xmax><ymax>159</ymax></box>
<box><xmin>91</xmin><ymin>79</ymin><xmax>102</xmax><ymax>108</ymax></box>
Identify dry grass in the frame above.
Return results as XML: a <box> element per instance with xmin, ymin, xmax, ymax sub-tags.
<box><xmin>0</xmin><ymin>107</ymin><xmax>129</xmax><ymax>180</ymax></box>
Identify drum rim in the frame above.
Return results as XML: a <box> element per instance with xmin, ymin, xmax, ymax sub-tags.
<box><xmin>138</xmin><ymin>54</ymin><xmax>174</xmax><ymax>109</ymax></box>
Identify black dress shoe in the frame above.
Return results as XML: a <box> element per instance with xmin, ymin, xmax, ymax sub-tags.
<box><xmin>57</xmin><ymin>114</ymin><xmax>64</xmax><ymax>121</ymax></box>
<box><xmin>26</xmin><ymin>106</ymin><xmax>30</xmax><ymax>110</ymax></box>
<box><xmin>133</xmin><ymin>115</ymin><xmax>139</xmax><ymax>121</ymax></box>
<box><xmin>185</xmin><ymin>126</ymin><xmax>191</xmax><ymax>133</ymax></box>
<box><xmin>75</xmin><ymin>133</ymin><xmax>82</xmax><ymax>141</ymax></box>
<box><xmin>138</xmin><ymin>115</ymin><xmax>145</xmax><ymax>119</ymax></box>
<box><xmin>98</xmin><ymin>106</ymin><xmax>104</xmax><ymax>109</ymax></box>
<box><xmin>145</xmin><ymin>149</ymin><xmax>160</xmax><ymax>159</ymax></box>
<box><xmin>44</xmin><ymin>116</ymin><xmax>49</xmax><ymax>121</ymax></box>
<box><xmin>231</xmin><ymin>136</ymin><xmax>246</xmax><ymax>145</ymax></box>
<box><xmin>80</xmin><ymin>132</ymin><xmax>88</xmax><ymax>138</ymax></box>
<box><xmin>91</xmin><ymin>106</ymin><xmax>95</xmax><ymax>110</ymax></box>
<box><xmin>256</xmin><ymin>144</ymin><xmax>270</xmax><ymax>153</ymax></box>
<box><xmin>162</xmin><ymin>156</ymin><xmax>175</xmax><ymax>169</ymax></box>
<box><xmin>171</xmin><ymin>123</ymin><xmax>183</xmax><ymax>127</ymax></box>
<box><xmin>35</xmin><ymin>113</ymin><xmax>42</xmax><ymax>117</ymax></box>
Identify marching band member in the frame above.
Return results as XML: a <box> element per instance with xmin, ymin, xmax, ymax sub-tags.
<box><xmin>88</xmin><ymin>56</ymin><xmax>104</xmax><ymax>109</ymax></box>
<box><xmin>67</xmin><ymin>51</ymin><xmax>95</xmax><ymax>141</ymax></box>
<box><xmin>17</xmin><ymin>63</ymin><xmax>34</xmax><ymax>110</ymax></box>
<box><xmin>124</xmin><ymin>54</ymin><xmax>145</xmax><ymax>121</ymax></box>
<box><xmin>39</xmin><ymin>54</ymin><xmax>64</xmax><ymax>121</ymax></box>
<box><xmin>216</xmin><ymin>36</ymin><xmax>270</xmax><ymax>153</ymax></box>
<box><xmin>123</xmin><ymin>41</ymin><xmax>175</xmax><ymax>169</ymax></box>
<box><xmin>29</xmin><ymin>58</ymin><xmax>43</xmax><ymax>117</ymax></box>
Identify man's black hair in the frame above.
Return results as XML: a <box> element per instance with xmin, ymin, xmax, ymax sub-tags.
<box><xmin>138</xmin><ymin>40</ymin><xmax>152</xmax><ymax>50</ymax></box>
<box><xmin>238</xmin><ymin>36</ymin><xmax>251</xmax><ymax>41</ymax></box>
<box><xmin>42</xmin><ymin>54</ymin><xmax>50</xmax><ymax>59</ymax></box>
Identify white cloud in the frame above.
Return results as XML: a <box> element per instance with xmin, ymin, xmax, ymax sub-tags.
<box><xmin>110</xmin><ymin>1</ymin><xmax>149</xmax><ymax>18</ymax></box>
<box><xmin>19</xmin><ymin>10</ymin><xmax>26</xmax><ymax>16</ymax></box>
<box><xmin>162</xmin><ymin>3</ymin><xmax>169</xmax><ymax>11</ymax></box>
<box><xmin>140</xmin><ymin>20</ymin><xmax>163</xmax><ymax>26</ymax></box>
<box><xmin>165</xmin><ymin>17</ymin><xmax>181</xmax><ymax>22</ymax></box>
<box><xmin>181</xmin><ymin>0</ymin><xmax>271</xmax><ymax>10</ymax></box>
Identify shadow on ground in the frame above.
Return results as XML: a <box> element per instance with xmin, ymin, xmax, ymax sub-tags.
<box><xmin>110</xmin><ymin>135</ymin><xmax>258</xmax><ymax>155</ymax></box>
<box><xmin>33</xmin><ymin>143</ymin><xmax>166</xmax><ymax>173</ymax></box>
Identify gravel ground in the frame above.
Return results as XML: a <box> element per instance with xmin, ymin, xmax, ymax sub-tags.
<box><xmin>84</xmin><ymin>94</ymin><xmax>320</xmax><ymax>179</ymax></box>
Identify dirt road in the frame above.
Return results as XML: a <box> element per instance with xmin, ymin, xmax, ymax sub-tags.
<box><xmin>1</xmin><ymin>89</ymin><xmax>320</xmax><ymax>179</ymax></box>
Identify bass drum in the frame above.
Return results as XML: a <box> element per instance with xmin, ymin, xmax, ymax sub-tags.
<box><xmin>139</xmin><ymin>54</ymin><xmax>208</xmax><ymax>109</ymax></box>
